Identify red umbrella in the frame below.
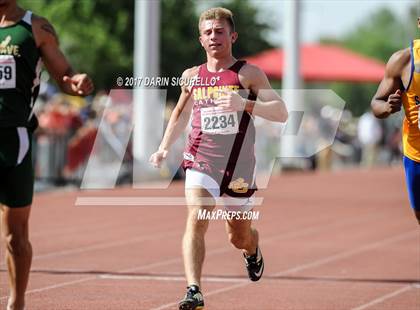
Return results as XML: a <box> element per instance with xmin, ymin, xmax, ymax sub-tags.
<box><xmin>245</xmin><ymin>44</ymin><xmax>386</xmax><ymax>82</ymax></box>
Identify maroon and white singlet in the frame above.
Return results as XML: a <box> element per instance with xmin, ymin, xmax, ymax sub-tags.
<box><xmin>182</xmin><ymin>60</ymin><xmax>257</xmax><ymax>198</ymax></box>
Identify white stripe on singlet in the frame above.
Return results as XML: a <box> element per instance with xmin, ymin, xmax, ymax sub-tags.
<box><xmin>22</xmin><ymin>10</ymin><xmax>32</xmax><ymax>25</ymax></box>
<box><xmin>16</xmin><ymin>127</ymin><xmax>29</xmax><ymax>165</ymax></box>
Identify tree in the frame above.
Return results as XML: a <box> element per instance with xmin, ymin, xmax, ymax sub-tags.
<box><xmin>20</xmin><ymin>0</ymin><xmax>274</xmax><ymax>97</ymax></box>
<box><xmin>160</xmin><ymin>0</ymin><xmax>202</xmax><ymax>100</ymax></box>
<box><xmin>320</xmin><ymin>6</ymin><xmax>417</xmax><ymax>116</ymax></box>
<box><xmin>338</xmin><ymin>8</ymin><xmax>412</xmax><ymax>63</ymax></box>
<box><xmin>21</xmin><ymin>0</ymin><xmax>134</xmax><ymax>91</ymax></box>
<box><xmin>217</xmin><ymin>0</ymin><xmax>275</xmax><ymax>58</ymax></box>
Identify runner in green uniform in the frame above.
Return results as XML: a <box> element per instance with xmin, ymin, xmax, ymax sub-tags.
<box><xmin>0</xmin><ymin>1</ymin><xmax>93</xmax><ymax>309</ymax></box>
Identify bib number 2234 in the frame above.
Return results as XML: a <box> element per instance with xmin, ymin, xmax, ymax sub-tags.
<box><xmin>201</xmin><ymin>106</ymin><xmax>239</xmax><ymax>135</ymax></box>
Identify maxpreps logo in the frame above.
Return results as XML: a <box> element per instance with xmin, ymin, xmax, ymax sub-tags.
<box><xmin>193</xmin><ymin>85</ymin><xmax>240</xmax><ymax>106</ymax></box>
<box><xmin>0</xmin><ymin>36</ymin><xmax>20</xmax><ymax>57</ymax></box>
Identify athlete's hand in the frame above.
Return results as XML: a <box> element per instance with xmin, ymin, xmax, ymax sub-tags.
<box><xmin>386</xmin><ymin>89</ymin><xmax>402</xmax><ymax>114</ymax></box>
<box><xmin>63</xmin><ymin>73</ymin><xmax>94</xmax><ymax>96</ymax></box>
<box><xmin>214</xmin><ymin>89</ymin><xmax>246</xmax><ymax>111</ymax></box>
<box><xmin>149</xmin><ymin>149</ymin><xmax>168</xmax><ymax>168</ymax></box>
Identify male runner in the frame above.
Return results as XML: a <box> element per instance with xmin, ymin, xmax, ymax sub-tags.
<box><xmin>0</xmin><ymin>1</ymin><xmax>93</xmax><ymax>309</ymax></box>
<box><xmin>150</xmin><ymin>7</ymin><xmax>287</xmax><ymax>310</ymax></box>
<box><xmin>371</xmin><ymin>17</ymin><xmax>420</xmax><ymax>225</ymax></box>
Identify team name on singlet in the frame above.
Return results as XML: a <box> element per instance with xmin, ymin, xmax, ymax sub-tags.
<box><xmin>193</xmin><ymin>85</ymin><xmax>240</xmax><ymax>106</ymax></box>
<box><xmin>0</xmin><ymin>35</ymin><xmax>20</xmax><ymax>57</ymax></box>
<box><xmin>415</xmin><ymin>95</ymin><xmax>420</xmax><ymax>106</ymax></box>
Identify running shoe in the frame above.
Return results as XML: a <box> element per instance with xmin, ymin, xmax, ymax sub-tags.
<box><xmin>178</xmin><ymin>285</ymin><xmax>204</xmax><ymax>310</ymax></box>
<box><xmin>244</xmin><ymin>246</ymin><xmax>264</xmax><ymax>281</ymax></box>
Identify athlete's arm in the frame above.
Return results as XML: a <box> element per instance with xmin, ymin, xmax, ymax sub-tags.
<box><xmin>32</xmin><ymin>16</ymin><xmax>94</xmax><ymax>96</ymax></box>
<box><xmin>149</xmin><ymin>68</ymin><xmax>195</xmax><ymax>168</ymax></box>
<box><xmin>216</xmin><ymin>64</ymin><xmax>288</xmax><ymax>122</ymax></box>
<box><xmin>371</xmin><ymin>49</ymin><xmax>409</xmax><ymax>119</ymax></box>
<box><xmin>245</xmin><ymin>65</ymin><xmax>287</xmax><ymax>122</ymax></box>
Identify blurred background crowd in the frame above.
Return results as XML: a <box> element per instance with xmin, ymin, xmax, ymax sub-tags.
<box><xmin>25</xmin><ymin>0</ymin><xmax>416</xmax><ymax>190</ymax></box>
<box><xmin>33</xmin><ymin>86</ymin><xmax>404</xmax><ymax>189</ymax></box>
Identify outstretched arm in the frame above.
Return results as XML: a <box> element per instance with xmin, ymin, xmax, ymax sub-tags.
<box><xmin>32</xmin><ymin>16</ymin><xmax>94</xmax><ymax>96</ymax></box>
<box><xmin>149</xmin><ymin>68</ymin><xmax>196</xmax><ymax>168</ymax></box>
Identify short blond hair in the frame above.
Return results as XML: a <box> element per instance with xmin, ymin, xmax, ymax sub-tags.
<box><xmin>198</xmin><ymin>7</ymin><xmax>235</xmax><ymax>33</ymax></box>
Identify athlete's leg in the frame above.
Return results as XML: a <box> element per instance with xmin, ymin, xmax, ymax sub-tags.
<box><xmin>224</xmin><ymin>201</ymin><xmax>263</xmax><ymax>282</ymax></box>
<box><xmin>415</xmin><ymin>211</ymin><xmax>420</xmax><ymax>224</ymax></box>
<box><xmin>183</xmin><ymin>188</ymin><xmax>215</xmax><ymax>287</ymax></box>
<box><xmin>225</xmin><ymin>197</ymin><xmax>264</xmax><ymax>281</ymax></box>
<box><xmin>223</xmin><ymin>197</ymin><xmax>258</xmax><ymax>255</ymax></box>
<box><xmin>225</xmin><ymin>213</ymin><xmax>258</xmax><ymax>255</ymax></box>
<box><xmin>403</xmin><ymin>156</ymin><xmax>420</xmax><ymax>225</ymax></box>
<box><xmin>1</xmin><ymin>204</ymin><xmax>32</xmax><ymax>310</ymax></box>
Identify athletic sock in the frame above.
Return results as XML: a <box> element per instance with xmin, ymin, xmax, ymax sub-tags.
<box><xmin>244</xmin><ymin>246</ymin><xmax>259</xmax><ymax>261</ymax></box>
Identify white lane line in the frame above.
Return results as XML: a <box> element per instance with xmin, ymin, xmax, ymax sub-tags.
<box><xmin>351</xmin><ymin>285</ymin><xmax>413</xmax><ymax>310</ymax></box>
<box><xmin>33</xmin><ymin>230</ymin><xmax>181</xmax><ymax>260</ymax></box>
<box><xmin>271</xmin><ymin>230</ymin><xmax>418</xmax><ymax>277</ymax></box>
<box><xmin>119</xmin><ymin>213</ymin><xmax>371</xmax><ymax>274</ymax></box>
<box><xmin>0</xmin><ymin>229</ymin><xmax>181</xmax><ymax>267</ymax></box>
<box><xmin>0</xmin><ymin>214</ymin><xmax>339</xmax><ymax>300</ymax></box>
<box><xmin>119</xmin><ymin>210</ymin><xmax>399</xmax><ymax>275</ymax></box>
<box><xmin>0</xmin><ymin>213</ymin><xmax>407</xmax><ymax>302</ymax></box>
<box><xmin>99</xmin><ymin>274</ymin><xmax>247</xmax><ymax>283</ymax></box>
<box><xmin>0</xmin><ymin>277</ymin><xmax>95</xmax><ymax>301</ymax></box>
<box><xmin>150</xmin><ymin>282</ymin><xmax>247</xmax><ymax>310</ymax></box>
<box><xmin>0</xmin><ymin>205</ymin><xmax>380</xmax><ymax>267</ymax></box>
<box><xmin>149</xmin><ymin>230</ymin><xmax>418</xmax><ymax>310</ymax></box>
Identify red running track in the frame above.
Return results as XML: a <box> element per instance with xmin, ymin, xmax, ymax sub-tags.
<box><xmin>0</xmin><ymin>166</ymin><xmax>419</xmax><ymax>309</ymax></box>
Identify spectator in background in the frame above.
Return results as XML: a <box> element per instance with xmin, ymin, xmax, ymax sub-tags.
<box><xmin>357</xmin><ymin>110</ymin><xmax>383</xmax><ymax>167</ymax></box>
<box><xmin>38</xmin><ymin>94</ymin><xmax>83</xmax><ymax>136</ymax></box>
<box><xmin>62</xmin><ymin>91</ymin><xmax>108</xmax><ymax>179</ymax></box>
<box><xmin>36</xmin><ymin>94</ymin><xmax>84</xmax><ymax>183</ymax></box>
<box><xmin>387</xmin><ymin>126</ymin><xmax>403</xmax><ymax>164</ymax></box>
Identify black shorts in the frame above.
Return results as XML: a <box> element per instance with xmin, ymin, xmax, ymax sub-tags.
<box><xmin>0</xmin><ymin>127</ymin><xmax>34</xmax><ymax>208</ymax></box>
